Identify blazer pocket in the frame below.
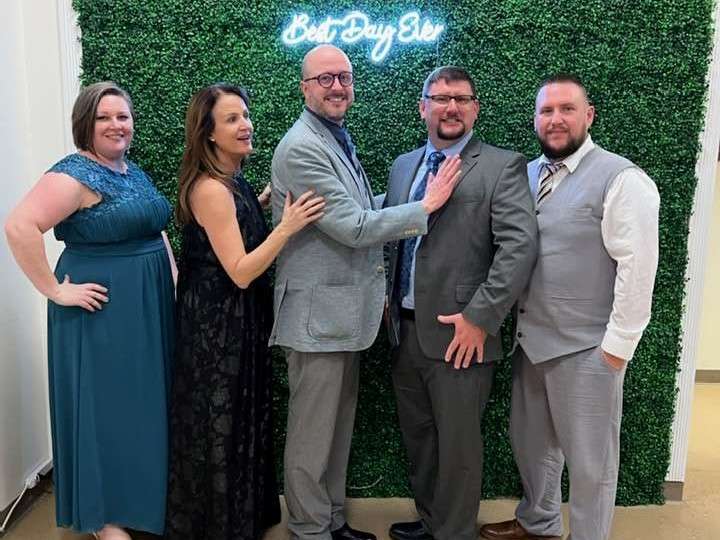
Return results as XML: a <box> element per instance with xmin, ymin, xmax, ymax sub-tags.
<box><xmin>308</xmin><ymin>285</ymin><xmax>362</xmax><ymax>340</ymax></box>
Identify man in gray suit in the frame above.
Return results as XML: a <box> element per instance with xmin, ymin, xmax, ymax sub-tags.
<box><xmin>270</xmin><ymin>45</ymin><xmax>461</xmax><ymax>540</ymax></box>
<box><xmin>384</xmin><ymin>66</ymin><xmax>538</xmax><ymax>540</ymax></box>
<box><xmin>480</xmin><ymin>75</ymin><xmax>660</xmax><ymax>540</ymax></box>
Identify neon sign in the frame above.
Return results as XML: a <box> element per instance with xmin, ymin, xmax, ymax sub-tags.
<box><xmin>281</xmin><ymin>11</ymin><xmax>445</xmax><ymax>63</ymax></box>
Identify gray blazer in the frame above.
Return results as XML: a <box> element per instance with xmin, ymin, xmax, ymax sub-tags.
<box><xmin>269</xmin><ymin>109</ymin><xmax>429</xmax><ymax>352</ymax></box>
<box><xmin>385</xmin><ymin>138</ymin><xmax>538</xmax><ymax>361</ymax></box>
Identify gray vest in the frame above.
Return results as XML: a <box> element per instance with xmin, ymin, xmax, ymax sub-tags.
<box><xmin>516</xmin><ymin>146</ymin><xmax>636</xmax><ymax>363</ymax></box>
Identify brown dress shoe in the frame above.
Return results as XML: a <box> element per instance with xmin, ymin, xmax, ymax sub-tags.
<box><xmin>479</xmin><ymin>519</ymin><xmax>562</xmax><ymax>540</ymax></box>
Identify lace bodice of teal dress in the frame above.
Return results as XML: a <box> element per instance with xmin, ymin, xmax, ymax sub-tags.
<box><xmin>50</xmin><ymin>153</ymin><xmax>171</xmax><ymax>244</ymax></box>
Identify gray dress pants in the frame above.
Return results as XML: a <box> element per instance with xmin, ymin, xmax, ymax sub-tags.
<box><xmin>392</xmin><ymin>317</ymin><xmax>494</xmax><ymax>540</ymax></box>
<box><xmin>284</xmin><ymin>349</ymin><xmax>359</xmax><ymax>540</ymax></box>
<box><xmin>510</xmin><ymin>346</ymin><xmax>626</xmax><ymax>540</ymax></box>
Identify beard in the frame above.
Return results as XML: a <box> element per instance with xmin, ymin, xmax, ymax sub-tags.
<box><xmin>308</xmin><ymin>90</ymin><xmax>352</xmax><ymax>123</ymax></box>
<box><xmin>537</xmin><ymin>129</ymin><xmax>588</xmax><ymax>160</ymax></box>
<box><xmin>437</xmin><ymin>117</ymin><xmax>468</xmax><ymax>141</ymax></box>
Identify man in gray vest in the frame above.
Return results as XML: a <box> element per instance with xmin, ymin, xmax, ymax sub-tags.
<box><xmin>384</xmin><ymin>66</ymin><xmax>537</xmax><ymax>540</ymax></box>
<box><xmin>271</xmin><ymin>45</ymin><xmax>460</xmax><ymax>540</ymax></box>
<box><xmin>480</xmin><ymin>75</ymin><xmax>660</xmax><ymax>540</ymax></box>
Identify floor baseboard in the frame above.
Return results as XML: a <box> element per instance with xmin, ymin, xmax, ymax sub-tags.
<box><xmin>695</xmin><ymin>370</ymin><xmax>720</xmax><ymax>383</ymax></box>
<box><xmin>663</xmin><ymin>480</ymin><xmax>684</xmax><ymax>501</ymax></box>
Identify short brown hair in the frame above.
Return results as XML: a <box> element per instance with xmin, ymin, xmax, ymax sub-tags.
<box><xmin>422</xmin><ymin>66</ymin><xmax>477</xmax><ymax>98</ymax></box>
<box><xmin>71</xmin><ymin>81</ymin><xmax>134</xmax><ymax>153</ymax></box>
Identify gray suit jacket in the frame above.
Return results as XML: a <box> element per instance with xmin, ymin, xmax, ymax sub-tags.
<box><xmin>269</xmin><ymin>109</ymin><xmax>429</xmax><ymax>352</ymax></box>
<box><xmin>385</xmin><ymin>138</ymin><xmax>538</xmax><ymax>361</ymax></box>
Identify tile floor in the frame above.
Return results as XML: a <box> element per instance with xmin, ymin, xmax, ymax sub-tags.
<box><xmin>3</xmin><ymin>384</ymin><xmax>719</xmax><ymax>539</ymax></box>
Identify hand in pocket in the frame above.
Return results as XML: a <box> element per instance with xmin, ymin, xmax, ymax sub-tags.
<box><xmin>601</xmin><ymin>349</ymin><xmax>626</xmax><ymax>371</ymax></box>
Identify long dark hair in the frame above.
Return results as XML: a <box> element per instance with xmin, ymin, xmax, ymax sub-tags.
<box><xmin>176</xmin><ymin>83</ymin><xmax>250</xmax><ymax>225</ymax></box>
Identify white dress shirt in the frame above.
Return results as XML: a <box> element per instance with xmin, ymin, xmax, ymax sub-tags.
<box><xmin>538</xmin><ymin>135</ymin><xmax>660</xmax><ymax>360</ymax></box>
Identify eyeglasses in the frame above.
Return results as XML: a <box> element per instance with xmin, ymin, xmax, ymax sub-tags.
<box><xmin>303</xmin><ymin>71</ymin><xmax>354</xmax><ymax>88</ymax></box>
<box><xmin>424</xmin><ymin>94</ymin><xmax>477</xmax><ymax>107</ymax></box>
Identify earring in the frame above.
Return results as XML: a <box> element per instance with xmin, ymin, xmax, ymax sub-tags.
<box><xmin>209</xmin><ymin>137</ymin><xmax>215</xmax><ymax>142</ymax></box>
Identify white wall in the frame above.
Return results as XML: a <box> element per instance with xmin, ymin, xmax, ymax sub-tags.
<box><xmin>696</xmin><ymin>165</ymin><xmax>720</xmax><ymax>371</ymax></box>
<box><xmin>0</xmin><ymin>0</ymin><xmax>73</xmax><ymax>510</ymax></box>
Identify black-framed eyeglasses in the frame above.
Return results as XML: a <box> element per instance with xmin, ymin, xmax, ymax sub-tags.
<box><xmin>424</xmin><ymin>94</ymin><xmax>477</xmax><ymax>106</ymax></box>
<box><xmin>303</xmin><ymin>71</ymin><xmax>354</xmax><ymax>88</ymax></box>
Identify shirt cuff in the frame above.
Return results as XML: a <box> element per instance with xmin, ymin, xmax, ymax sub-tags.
<box><xmin>601</xmin><ymin>331</ymin><xmax>640</xmax><ymax>361</ymax></box>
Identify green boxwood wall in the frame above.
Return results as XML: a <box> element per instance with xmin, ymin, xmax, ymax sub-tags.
<box><xmin>74</xmin><ymin>0</ymin><xmax>714</xmax><ymax>504</ymax></box>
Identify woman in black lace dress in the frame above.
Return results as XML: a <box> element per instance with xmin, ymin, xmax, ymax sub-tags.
<box><xmin>166</xmin><ymin>84</ymin><xmax>324</xmax><ymax>540</ymax></box>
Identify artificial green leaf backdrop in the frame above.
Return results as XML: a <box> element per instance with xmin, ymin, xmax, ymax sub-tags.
<box><xmin>74</xmin><ymin>0</ymin><xmax>714</xmax><ymax>504</ymax></box>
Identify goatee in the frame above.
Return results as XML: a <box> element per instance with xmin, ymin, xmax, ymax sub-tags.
<box><xmin>437</xmin><ymin>121</ymin><xmax>467</xmax><ymax>141</ymax></box>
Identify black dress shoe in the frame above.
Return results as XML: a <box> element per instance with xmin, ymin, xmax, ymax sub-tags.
<box><xmin>331</xmin><ymin>523</ymin><xmax>377</xmax><ymax>540</ymax></box>
<box><xmin>389</xmin><ymin>520</ymin><xmax>434</xmax><ymax>540</ymax></box>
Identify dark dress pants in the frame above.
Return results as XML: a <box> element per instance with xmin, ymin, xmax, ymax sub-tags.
<box><xmin>392</xmin><ymin>316</ymin><xmax>494</xmax><ymax>540</ymax></box>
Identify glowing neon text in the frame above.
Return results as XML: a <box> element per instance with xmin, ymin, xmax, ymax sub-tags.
<box><xmin>281</xmin><ymin>11</ymin><xmax>445</xmax><ymax>63</ymax></box>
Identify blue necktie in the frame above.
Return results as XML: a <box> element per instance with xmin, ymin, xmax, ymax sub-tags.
<box><xmin>398</xmin><ymin>151</ymin><xmax>446</xmax><ymax>301</ymax></box>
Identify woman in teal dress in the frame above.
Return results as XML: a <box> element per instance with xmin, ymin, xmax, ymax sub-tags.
<box><xmin>5</xmin><ymin>82</ymin><xmax>175</xmax><ymax>540</ymax></box>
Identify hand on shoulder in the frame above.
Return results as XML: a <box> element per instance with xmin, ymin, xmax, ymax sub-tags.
<box><xmin>422</xmin><ymin>155</ymin><xmax>462</xmax><ymax>213</ymax></box>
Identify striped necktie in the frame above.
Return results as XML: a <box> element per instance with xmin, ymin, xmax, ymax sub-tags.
<box><xmin>536</xmin><ymin>161</ymin><xmax>564</xmax><ymax>205</ymax></box>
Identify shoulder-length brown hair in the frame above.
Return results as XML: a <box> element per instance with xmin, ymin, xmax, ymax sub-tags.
<box><xmin>176</xmin><ymin>83</ymin><xmax>250</xmax><ymax>225</ymax></box>
<box><xmin>72</xmin><ymin>81</ymin><xmax>135</xmax><ymax>154</ymax></box>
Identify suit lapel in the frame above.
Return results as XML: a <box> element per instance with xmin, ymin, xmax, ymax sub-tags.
<box><xmin>427</xmin><ymin>137</ymin><xmax>483</xmax><ymax>232</ymax></box>
<box><xmin>300</xmin><ymin>111</ymin><xmax>370</xmax><ymax>206</ymax></box>
<box><xmin>386</xmin><ymin>146</ymin><xmax>424</xmax><ymax>208</ymax></box>
<box><xmin>528</xmin><ymin>160</ymin><xmax>542</xmax><ymax>198</ymax></box>
<box><xmin>401</xmin><ymin>148</ymin><xmax>426</xmax><ymax>203</ymax></box>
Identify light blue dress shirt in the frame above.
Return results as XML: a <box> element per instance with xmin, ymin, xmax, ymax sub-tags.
<box><xmin>401</xmin><ymin>130</ymin><xmax>473</xmax><ymax>309</ymax></box>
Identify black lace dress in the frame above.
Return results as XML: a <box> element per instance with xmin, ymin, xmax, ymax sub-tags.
<box><xmin>166</xmin><ymin>173</ymin><xmax>280</xmax><ymax>540</ymax></box>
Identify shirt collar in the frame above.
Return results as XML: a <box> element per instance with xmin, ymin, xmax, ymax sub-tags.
<box><xmin>424</xmin><ymin>130</ymin><xmax>474</xmax><ymax>162</ymax></box>
<box><xmin>538</xmin><ymin>134</ymin><xmax>595</xmax><ymax>173</ymax></box>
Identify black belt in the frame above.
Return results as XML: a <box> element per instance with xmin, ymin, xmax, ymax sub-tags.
<box><xmin>400</xmin><ymin>308</ymin><xmax>415</xmax><ymax>321</ymax></box>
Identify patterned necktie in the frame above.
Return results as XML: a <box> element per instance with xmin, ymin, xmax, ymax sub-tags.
<box><xmin>398</xmin><ymin>151</ymin><xmax>446</xmax><ymax>300</ymax></box>
<box><xmin>338</xmin><ymin>128</ymin><xmax>357</xmax><ymax>168</ymax></box>
<box><xmin>536</xmin><ymin>161</ymin><xmax>563</xmax><ymax>206</ymax></box>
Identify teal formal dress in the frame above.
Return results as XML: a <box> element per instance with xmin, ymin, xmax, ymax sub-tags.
<box><xmin>47</xmin><ymin>154</ymin><xmax>174</xmax><ymax>534</ymax></box>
